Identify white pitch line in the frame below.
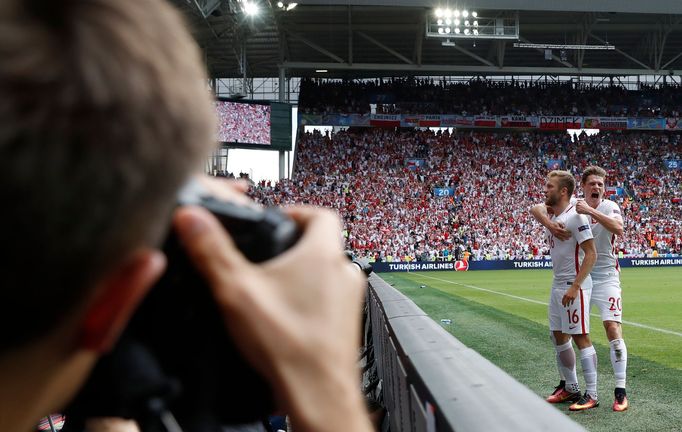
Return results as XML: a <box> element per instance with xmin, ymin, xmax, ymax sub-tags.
<box><xmin>418</xmin><ymin>273</ymin><xmax>548</xmax><ymax>306</ymax></box>
<box><xmin>415</xmin><ymin>273</ymin><xmax>682</xmax><ymax>338</ymax></box>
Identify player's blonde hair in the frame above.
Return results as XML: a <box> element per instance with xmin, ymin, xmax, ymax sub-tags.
<box><xmin>548</xmin><ymin>170</ymin><xmax>576</xmax><ymax>196</ymax></box>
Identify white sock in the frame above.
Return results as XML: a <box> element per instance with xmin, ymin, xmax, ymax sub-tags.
<box><xmin>580</xmin><ymin>345</ymin><xmax>598</xmax><ymax>399</ymax></box>
<box><xmin>550</xmin><ymin>333</ymin><xmax>566</xmax><ymax>381</ymax></box>
<box><xmin>610</xmin><ymin>338</ymin><xmax>628</xmax><ymax>389</ymax></box>
<box><xmin>556</xmin><ymin>341</ymin><xmax>579</xmax><ymax>392</ymax></box>
<box><xmin>556</xmin><ymin>352</ymin><xmax>566</xmax><ymax>381</ymax></box>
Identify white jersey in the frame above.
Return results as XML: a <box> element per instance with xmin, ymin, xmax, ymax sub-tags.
<box><xmin>547</xmin><ymin>204</ymin><xmax>594</xmax><ymax>284</ymax></box>
<box><xmin>589</xmin><ymin>199</ymin><xmax>622</xmax><ymax>279</ymax></box>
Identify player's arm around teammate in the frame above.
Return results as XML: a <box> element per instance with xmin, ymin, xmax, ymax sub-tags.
<box><xmin>530</xmin><ymin>204</ymin><xmax>571</xmax><ymax>241</ymax></box>
<box><xmin>575</xmin><ymin>199</ymin><xmax>623</xmax><ymax>237</ymax></box>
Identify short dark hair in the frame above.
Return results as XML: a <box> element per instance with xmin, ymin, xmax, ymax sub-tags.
<box><xmin>581</xmin><ymin>166</ymin><xmax>607</xmax><ymax>184</ymax></box>
<box><xmin>548</xmin><ymin>170</ymin><xmax>576</xmax><ymax>197</ymax></box>
<box><xmin>0</xmin><ymin>0</ymin><xmax>215</xmax><ymax>353</ymax></box>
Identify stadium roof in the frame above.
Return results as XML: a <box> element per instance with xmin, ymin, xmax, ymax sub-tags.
<box><xmin>171</xmin><ymin>0</ymin><xmax>682</xmax><ymax>78</ymax></box>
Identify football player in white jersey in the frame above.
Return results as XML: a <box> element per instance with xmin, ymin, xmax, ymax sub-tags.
<box><xmin>532</xmin><ymin>170</ymin><xmax>599</xmax><ymax>411</ymax></box>
<box><xmin>532</xmin><ymin>166</ymin><xmax>629</xmax><ymax>412</ymax></box>
<box><xmin>576</xmin><ymin>166</ymin><xmax>629</xmax><ymax>411</ymax></box>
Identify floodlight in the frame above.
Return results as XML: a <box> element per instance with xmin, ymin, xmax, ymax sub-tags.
<box><xmin>286</xmin><ymin>2</ymin><xmax>297</xmax><ymax>10</ymax></box>
<box><xmin>243</xmin><ymin>1</ymin><xmax>259</xmax><ymax>16</ymax></box>
<box><xmin>427</xmin><ymin>10</ymin><xmax>520</xmax><ymax>40</ymax></box>
<box><xmin>445</xmin><ymin>27</ymin><xmax>451</xmax><ymax>33</ymax></box>
<box><xmin>438</xmin><ymin>27</ymin><xmax>444</xmax><ymax>34</ymax></box>
<box><xmin>277</xmin><ymin>1</ymin><xmax>283</xmax><ymax>7</ymax></box>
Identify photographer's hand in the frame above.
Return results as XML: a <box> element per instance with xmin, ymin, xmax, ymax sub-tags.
<box><xmin>174</xmin><ymin>205</ymin><xmax>372</xmax><ymax>432</ymax></box>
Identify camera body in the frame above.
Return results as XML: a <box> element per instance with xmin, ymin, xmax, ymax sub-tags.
<box><xmin>65</xmin><ymin>181</ymin><xmax>300</xmax><ymax>431</ymax></box>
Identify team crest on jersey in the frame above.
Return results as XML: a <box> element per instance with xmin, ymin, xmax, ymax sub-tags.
<box><xmin>578</xmin><ymin>224</ymin><xmax>590</xmax><ymax>232</ymax></box>
<box><xmin>591</xmin><ymin>217</ymin><xmax>598</xmax><ymax>225</ymax></box>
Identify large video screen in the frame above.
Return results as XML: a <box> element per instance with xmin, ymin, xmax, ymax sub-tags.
<box><xmin>215</xmin><ymin>100</ymin><xmax>271</xmax><ymax>146</ymax></box>
<box><xmin>214</xmin><ymin>99</ymin><xmax>292</xmax><ymax>151</ymax></box>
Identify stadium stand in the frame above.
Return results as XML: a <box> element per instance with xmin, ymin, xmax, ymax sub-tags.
<box><xmin>299</xmin><ymin>78</ymin><xmax>682</xmax><ymax>117</ymax></box>
<box><xmin>252</xmin><ymin>127</ymin><xmax>682</xmax><ymax>261</ymax></box>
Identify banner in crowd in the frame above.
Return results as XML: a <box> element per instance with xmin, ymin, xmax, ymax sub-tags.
<box><xmin>370</xmin><ymin>114</ymin><xmax>401</xmax><ymax>127</ymax></box>
<box><xmin>401</xmin><ymin>116</ymin><xmax>420</xmax><ymax>127</ymax></box>
<box><xmin>401</xmin><ymin>115</ymin><xmax>442</xmax><ymax>127</ymax></box>
<box><xmin>605</xmin><ymin>186</ymin><xmax>625</xmax><ymax>196</ymax></box>
<box><xmin>419</xmin><ymin>115</ymin><xmax>442</xmax><ymax>127</ymax></box>
<box><xmin>473</xmin><ymin>115</ymin><xmax>498</xmax><ymax>127</ymax></box>
<box><xmin>299</xmin><ymin>113</ymin><xmax>371</xmax><ymax>127</ymax></box>
<box><xmin>433</xmin><ymin>187</ymin><xmax>455</xmax><ymax>197</ymax></box>
<box><xmin>583</xmin><ymin>117</ymin><xmax>628</xmax><ymax>130</ymax></box>
<box><xmin>665</xmin><ymin>159</ymin><xmax>682</xmax><ymax>170</ymax></box>
<box><xmin>500</xmin><ymin>115</ymin><xmax>537</xmax><ymax>128</ymax></box>
<box><xmin>627</xmin><ymin>118</ymin><xmax>666</xmax><ymax>130</ymax></box>
<box><xmin>440</xmin><ymin>115</ymin><xmax>473</xmax><ymax>127</ymax></box>
<box><xmin>372</xmin><ymin>257</ymin><xmax>682</xmax><ymax>272</ymax></box>
<box><xmin>538</xmin><ymin>116</ymin><xmax>583</xmax><ymax>130</ymax></box>
<box><xmin>546</xmin><ymin>159</ymin><xmax>564</xmax><ymax>169</ymax></box>
<box><xmin>344</xmin><ymin>113</ymin><xmax>371</xmax><ymax>126</ymax></box>
<box><xmin>665</xmin><ymin>118</ymin><xmax>682</xmax><ymax>130</ymax></box>
<box><xmin>406</xmin><ymin>158</ymin><xmax>426</xmax><ymax>170</ymax></box>
<box><xmin>299</xmin><ymin>113</ymin><xmax>682</xmax><ymax>132</ymax></box>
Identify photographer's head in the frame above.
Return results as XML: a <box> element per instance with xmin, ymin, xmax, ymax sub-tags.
<box><xmin>0</xmin><ymin>0</ymin><xmax>214</xmax><ymax>427</ymax></box>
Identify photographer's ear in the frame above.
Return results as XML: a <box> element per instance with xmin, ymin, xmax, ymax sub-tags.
<box><xmin>78</xmin><ymin>250</ymin><xmax>166</xmax><ymax>353</ymax></box>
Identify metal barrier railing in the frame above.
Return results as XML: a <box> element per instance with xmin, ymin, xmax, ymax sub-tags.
<box><xmin>365</xmin><ymin>273</ymin><xmax>586</xmax><ymax>432</ymax></box>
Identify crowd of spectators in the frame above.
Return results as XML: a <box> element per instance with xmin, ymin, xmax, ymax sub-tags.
<box><xmin>298</xmin><ymin>77</ymin><xmax>682</xmax><ymax>117</ymax></box>
<box><xmin>566</xmin><ymin>132</ymin><xmax>682</xmax><ymax>257</ymax></box>
<box><xmin>210</xmin><ymin>169</ymin><xmax>254</xmax><ymax>181</ymax></box>
<box><xmin>251</xmin><ymin>128</ymin><xmax>682</xmax><ymax>261</ymax></box>
<box><xmin>215</xmin><ymin>101</ymin><xmax>271</xmax><ymax>145</ymax></box>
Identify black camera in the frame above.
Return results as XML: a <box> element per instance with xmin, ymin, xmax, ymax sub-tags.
<box><xmin>64</xmin><ymin>181</ymin><xmax>300</xmax><ymax>431</ymax></box>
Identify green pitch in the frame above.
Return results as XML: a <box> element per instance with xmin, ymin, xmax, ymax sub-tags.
<box><xmin>380</xmin><ymin>267</ymin><xmax>682</xmax><ymax>432</ymax></box>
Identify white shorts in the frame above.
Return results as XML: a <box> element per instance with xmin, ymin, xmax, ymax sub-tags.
<box><xmin>591</xmin><ymin>275</ymin><xmax>623</xmax><ymax>323</ymax></box>
<box><xmin>548</xmin><ymin>278</ymin><xmax>593</xmax><ymax>335</ymax></box>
